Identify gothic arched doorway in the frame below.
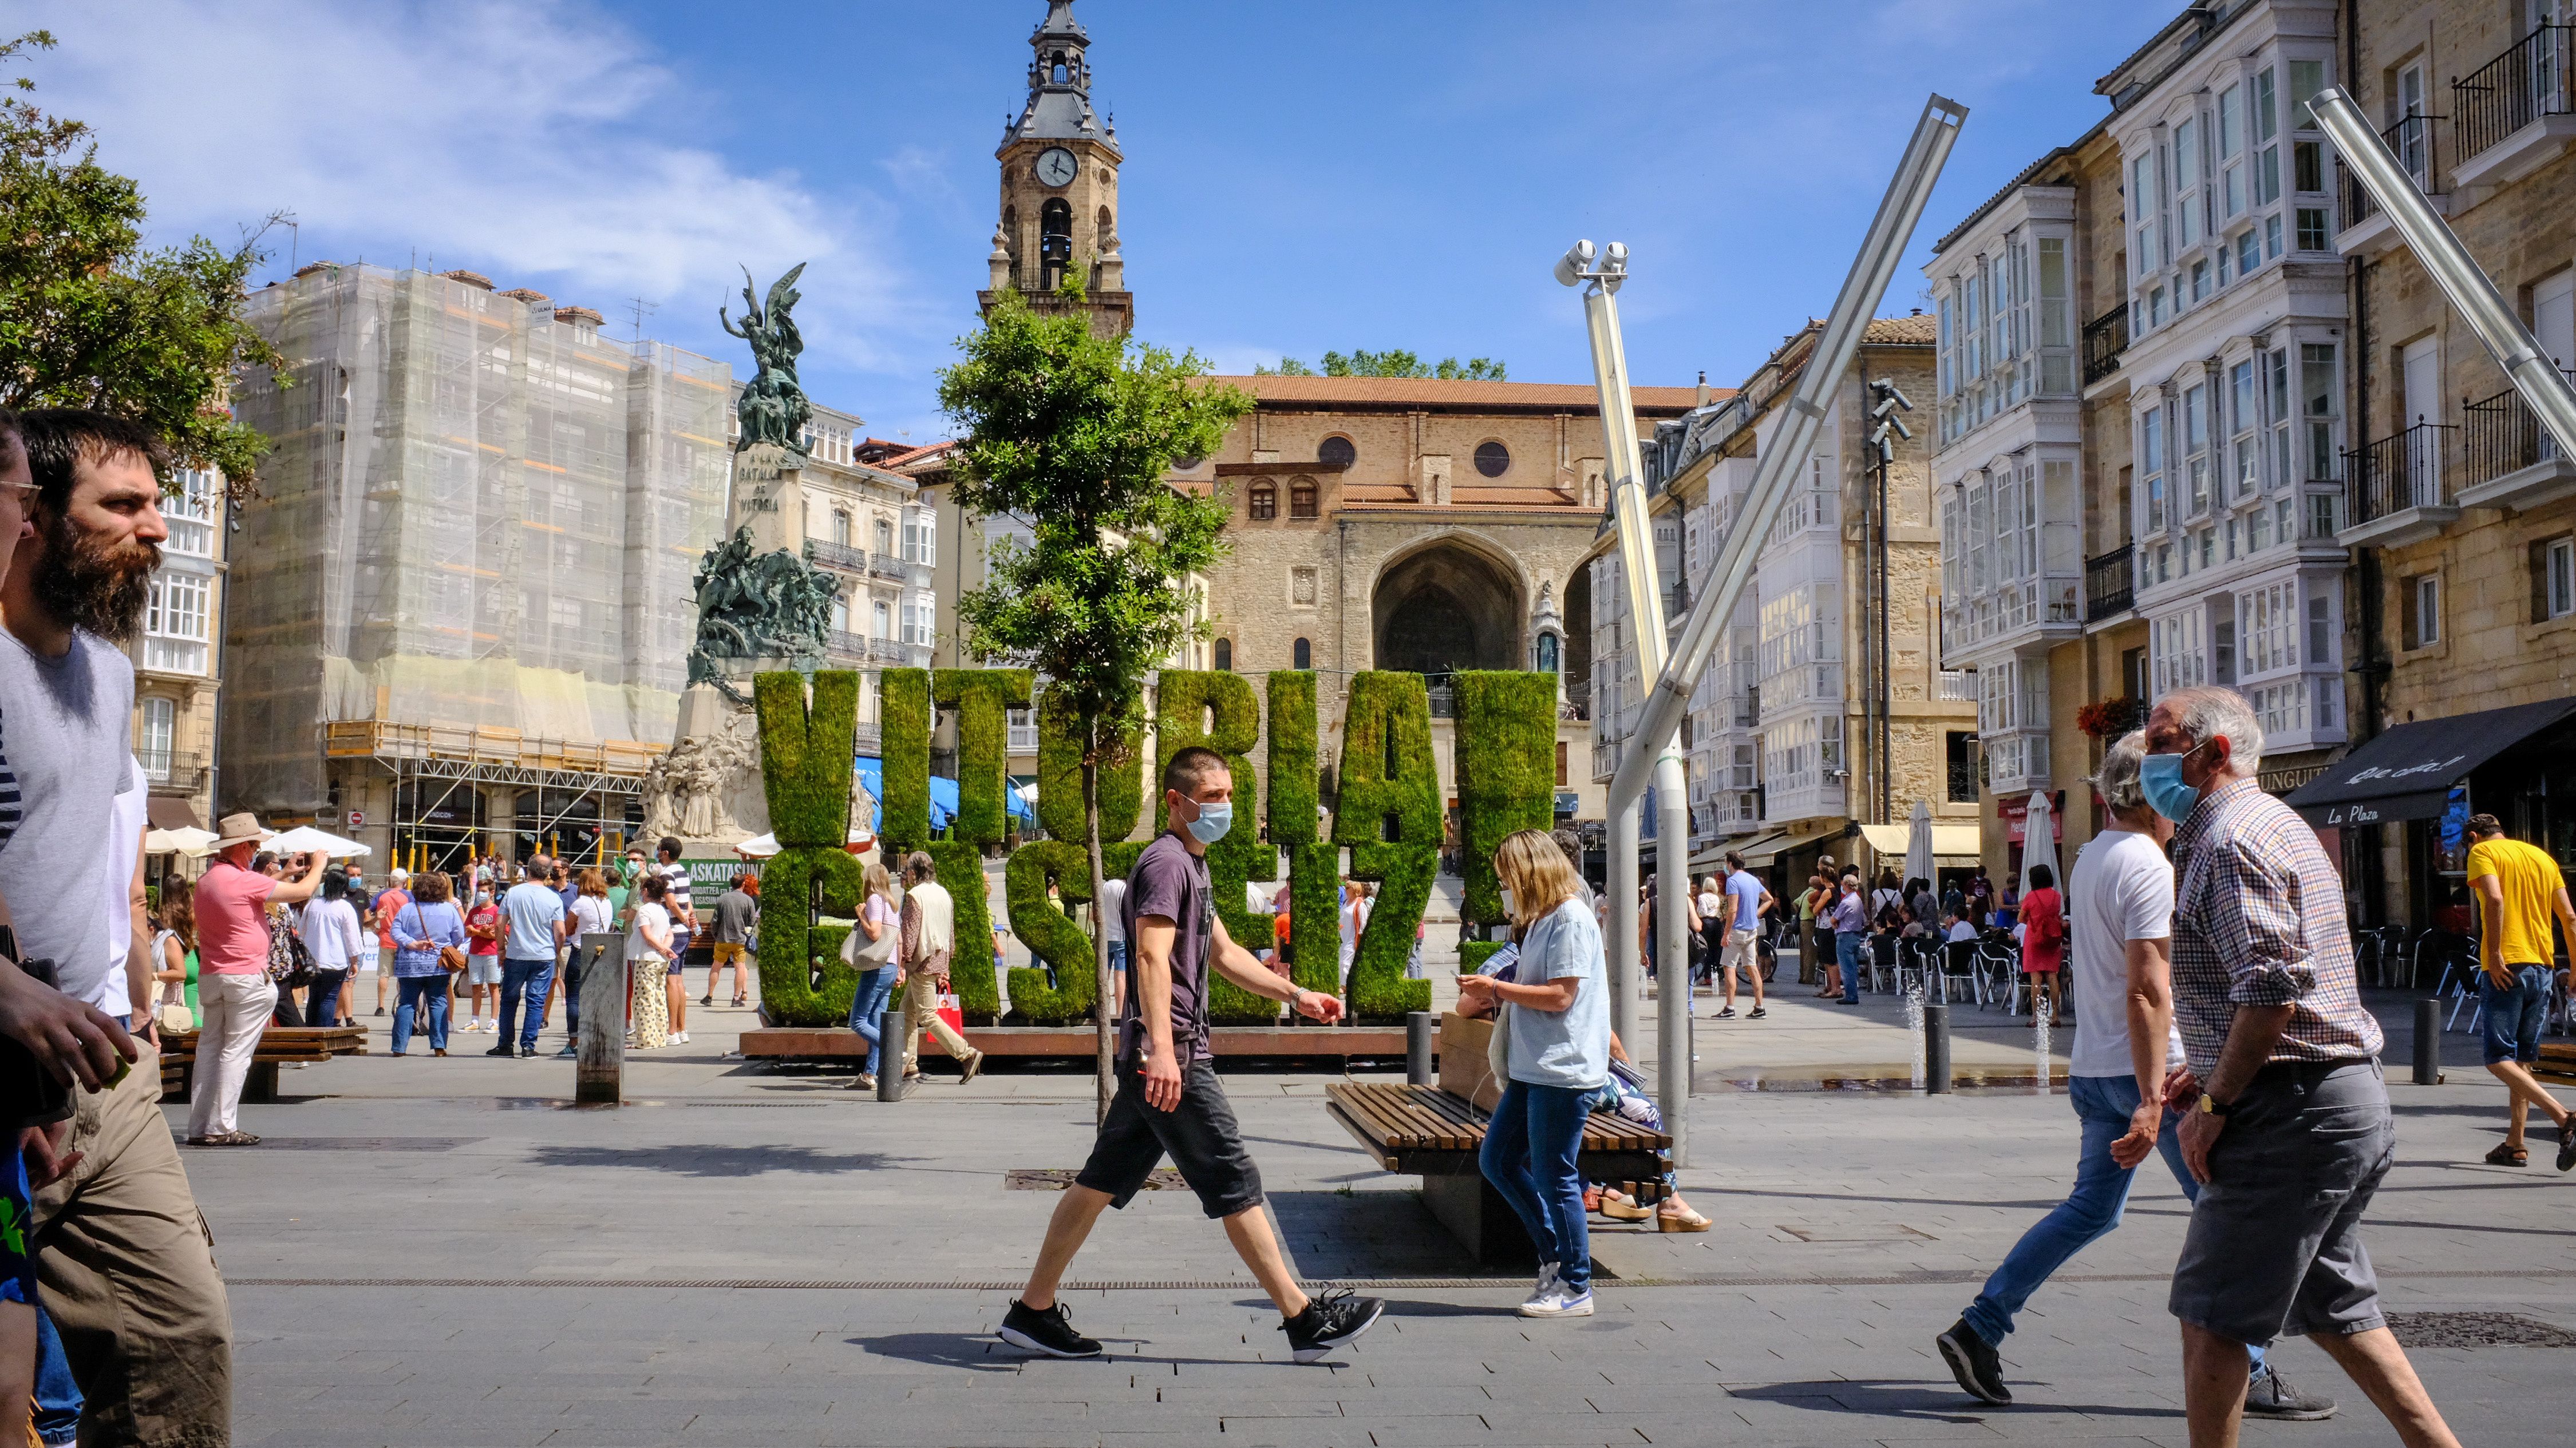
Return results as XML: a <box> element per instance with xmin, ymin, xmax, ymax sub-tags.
<box><xmin>1370</xmin><ymin>539</ymin><xmax>1524</xmax><ymax>678</ymax></box>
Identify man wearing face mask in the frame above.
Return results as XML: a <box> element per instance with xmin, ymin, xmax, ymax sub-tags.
<box><xmin>2147</xmin><ymin>687</ymin><xmax>2458</xmax><ymax>1448</ymax></box>
<box><xmin>999</xmin><ymin>747</ymin><xmax>1384</xmax><ymax>1365</ymax></box>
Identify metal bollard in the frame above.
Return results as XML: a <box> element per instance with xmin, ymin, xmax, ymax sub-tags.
<box><xmin>575</xmin><ymin>933</ymin><xmax>626</xmax><ymax>1106</ymax></box>
<box><xmin>1406</xmin><ymin>1011</ymin><xmax>1435</xmax><ymax>1085</ymax></box>
<box><xmin>2413</xmin><ymin>998</ymin><xmax>2441</xmax><ymax>1086</ymax></box>
<box><xmin>1924</xmin><ymin>1001</ymin><xmax>1953</xmax><ymax>1094</ymax></box>
<box><xmin>878</xmin><ymin>1006</ymin><xmax>908</xmax><ymax>1101</ymax></box>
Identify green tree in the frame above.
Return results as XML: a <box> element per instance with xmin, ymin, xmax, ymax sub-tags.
<box><xmin>1254</xmin><ymin>349</ymin><xmax>1506</xmax><ymax>381</ymax></box>
<box><xmin>0</xmin><ymin>31</ymin><xmax>283</xmax><ymax>492</ymax></box>
<box><xmin>939</xmin><ymin>280</ymin><xmax>1254</xmax><ymax>1115</ymax></box>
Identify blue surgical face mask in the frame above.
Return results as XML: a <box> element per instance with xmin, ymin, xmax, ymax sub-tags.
<box><xmin>2140</xmin><ymin>739</ymin><xmax>2213</xmax><ymax>822</ymax></box>
<box><xmin>1183</xmin><ymin>797</ymin><xmax>1232</xmax><ymax>846</ymax></box>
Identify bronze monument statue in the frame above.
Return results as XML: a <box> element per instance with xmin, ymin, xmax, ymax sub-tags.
<box><xmin>721</xmin><ymin>263</ymin><xmax>813</xmax><ymax>453</ymax></box>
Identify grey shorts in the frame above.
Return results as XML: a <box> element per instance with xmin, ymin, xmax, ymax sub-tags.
<box><xmin>2170</xmin><ymin>1059</ymin><xmax>2393</xmax><ymax>1346</ymax></box>
<box><xmin>465</xmin><ymin>957</ymin><xmax>503</xmax><ymax>986</ymax></box>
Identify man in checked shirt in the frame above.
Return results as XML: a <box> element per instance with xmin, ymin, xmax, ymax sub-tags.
<box><xmin>2145</xmin><ymin>687</ymin><xmax>2459</xmax><ymax>1448</ymax></box>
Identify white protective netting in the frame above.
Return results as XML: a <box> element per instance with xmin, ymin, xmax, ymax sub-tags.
<box><xmin>226</xmin><ymin>265</ymin><xmax>733</xmax><ymax>813</ymax></box>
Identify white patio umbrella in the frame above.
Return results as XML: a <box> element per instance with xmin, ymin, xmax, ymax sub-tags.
<box><xmin>2018</xmin><ymin>790</ymin><xmax>2059</xmax><ymax>899</ymax></box>
<box><xmin>266</xmin><ymin>825</ymin><xmax>372</xmax><ymax>858</ymax></box>
<box><xmin>144</xmin><ymin>826</ymin><xmax>219</xmax><ymax>857</ymax></box>
<box><xmin>732</xmin><ymin>828</ymin><xmax>874</xmax><ymax>859</ymax></box>
<box><xmin>1905</xmin><ymin>800</ymin><xmax>1936</xmax><ymax>889</ymax></box>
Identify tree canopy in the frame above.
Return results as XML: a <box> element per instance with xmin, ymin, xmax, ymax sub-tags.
<box><xmin>1255</xmin><ymin>349</ymin><xmax>1506</xmax><ymax>381</ymax></box>
<box><xmin>0</xmin><ymin>31</ymin><xmax>282</xmax><ymax>490</ymax></box>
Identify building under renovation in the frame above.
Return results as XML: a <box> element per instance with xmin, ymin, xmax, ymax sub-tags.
<box><xmin>226</xmin><ymin>263</ymin><xmax>735</xmax><ymax>869</ymax></box>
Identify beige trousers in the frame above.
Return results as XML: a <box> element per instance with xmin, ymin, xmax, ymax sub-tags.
<box><xmin>187</xmin><ymin>972</ymin><xmax>276</xmax><ymax>1140</ymax></box>
<box><xmin>33</xmin><ymin>1039</ymin><xmax>235</xmax><ymax>1446</ymax></box>
<box><xmin>900</xmin><ymin>971</ymin><xmax>973</xmax><ymax>1074</ymax></box>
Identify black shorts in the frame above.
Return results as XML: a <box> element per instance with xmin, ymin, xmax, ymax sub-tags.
<box><xmin>1074</xmin><ymin>1058</ymin><xmax>1265</xmax><ymax>1219</ymax></box>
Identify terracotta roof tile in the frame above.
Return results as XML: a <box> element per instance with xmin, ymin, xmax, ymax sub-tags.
<box><xmin>1207</xmin><ymin>374</ymin><xmax>1716</xmax><ymax>413</ymax></box>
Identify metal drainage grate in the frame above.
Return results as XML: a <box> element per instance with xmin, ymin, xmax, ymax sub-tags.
<box><xmin>248</xmin><ymin>1137</ymin><xmax>483</xmax><ymax>1152</ymax></box>
<box><xmin>2389</xmin><ymin>1312</ymin><xmax>2576</xmax><ymax>1349</ymax></box>
<box><xmin>492</xmin><ymin>1097</ymin><xmax>836</xmax><ymax>1110</ymax></box>
<box><xmin>1006</xmin><ymin>1168</ymin><xmax>1187</xmax><ymax>1192</ymax></box>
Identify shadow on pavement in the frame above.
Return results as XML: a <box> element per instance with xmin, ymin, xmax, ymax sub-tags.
<box><xmin>1266</xmin><ymin>1190</ymin><xmax>1482</xmax><ymax>1279</ymax></box>
<box><xmin>860</xmin><ymin>1333</ymin><xmax>1266</xmax><ymax>1371</ymax></box>
<box><xmin>1729</xmin><ymin>1379</ymin><xmax>2181</xmax><ymax>1422</ymax></box>
<box><xmin>527</xmin><ymin>1143</ymin><xmax>911</xmax><ymax>1176</ymax></box>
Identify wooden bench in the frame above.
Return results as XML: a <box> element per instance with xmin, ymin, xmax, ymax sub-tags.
<box><xmin>1323</xmin><ymin>1013</ymin><xmax>1673</xmax><ymax>1263</ymax></box>
<box><xmin>2538</xmin><ymin>1040</ymin><xmax>2576</xmax><ymax>1085</ymax></box>
<box><xmin>159</xmin><ymin>1024</ymin><xmax>369</xmax><ymax>1103</ymax></box>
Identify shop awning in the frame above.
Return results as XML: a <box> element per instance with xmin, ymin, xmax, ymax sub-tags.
<box><xmin>1855</xmin><ymin>821</ymin><xmax>1983</xmax><ymax>863</ymax></box>
<box><xmin>2283</xmin><ymin>697</ymin><xmax>2576</xmax><ymax>826</ymax></box>
<box><xmin>145</xmin><ymin>797</ymin><xmax>201</xmax><ymax>830</ymax></box>
<box><xmin>1692</xmin><ymin>832</ymin><xmax>1783</xmax><ymax>871</ymax></box>
<box><xmin>1740</xmin><ymin>827</ymin><xmax>1843</xmax><ymax>867</ymax></box>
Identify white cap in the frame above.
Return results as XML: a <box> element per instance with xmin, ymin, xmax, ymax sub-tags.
<box><xmin>390</xmin><ymin>867</ymin><xmax>410</xmax><ymax>881</ymax></box>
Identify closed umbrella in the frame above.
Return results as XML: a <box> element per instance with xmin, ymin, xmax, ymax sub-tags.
<box><xmin>1905</xmin><ymin>800</ymin><xmax>1935</xmax><ymax>890</ymax></box>
<box><xmin>2018</xmin><ymin>791</ymin><xmax>2058</xmax><ymax>899</ymax></box>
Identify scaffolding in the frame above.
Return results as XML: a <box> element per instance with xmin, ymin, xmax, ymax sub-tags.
<box><xmin>228</xmin><ymin>264</ymin><xmax>733</xmax><ymax>859</ymax></box>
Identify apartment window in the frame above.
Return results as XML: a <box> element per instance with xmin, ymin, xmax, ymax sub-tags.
<box><xmin>2134</xmin><ymin>153</ymin><xmax>2161</xmax><ymax>272</ymax></box>
<box><xmin>2235</xmin><ymin>227</ymin><xmax>2259</xmax><ymax>278</ymax></box>
<box><xmin>2403</xmin><ymin>572</ymin><xmax>2441</xmax><ymax>648</ymax></box>
<box><xmin>2266</xmin><ymin>349</ymin><xmax>2293</xmax><ymax>492</ymax></box>
<box><xmin>164</xmin><ymin>468</ymin><xmax>218</xmax><ymax>558</ymax></box>
<box><xmin>2254</xmin><ymin>68</ymin><xmax>2281</xmax><ymax>204</ymax></box>
<box><xmin>2151</xmin><ymin>611</ymin><xmax>2208</xmax><ymax>696</ymax></box>
<box><xmin>874</xmin><ymin>517</ymin><xmax>892</xmax><ymax>555</ymax></box>
<box><xmin>830</xmin><ymin>590</ymin><xmax>850</xmax><ymax>634</ymax></box>
<box><xmin>872</xmin><ymin>600</ymin><xmax>890</xmax><ymax>638</ymax></box>
<box><xmin>2150</xmin><ymin>286</ymin><xmax>2167</xmax><ymax>327</ymax></box>
<box><xmin>2038</xmin><ymin>236</ymin><xmax>2072</xmax><ymax>392</ymax></box>
<box><xmin>140</xmin><ymin>696</ymin><xmax>175</xmax><ymax>780</ymax></box>
<box><xmin>2294</xmin><ymin>141</ymin><xmax>2323</xmax><ymax>193</ymax></box>
<box><xmin>2291</xmin><ymin>60</ymin><xmax>2329</xmax><ymax>129</ymax></box>
<box><xmin>2535</xmin><ymin>536</ymin><xmax>2576</xmax><ymax>621</ymax></box>
<box><xmin>900</xmin><ymin>508</ymin><xmax>936</xmax><ymax>566</ymax></box>
<box><xmin>2249</xmin><ymin>504</ymin><xmax>2273</xmax><ymax>552</ymax></box>
<box><xmin>2239</xmin><ymin>580</ymin><xmax>2299</xmax><ymax>676</ymax></box>
<box><xmin>2219</xmin><ymin>85</ymin><xmax>2245</xmax><ymax>218</ymax></box>
<box><xmin>1291</xmin><ymin>565</ymin><xmax>1318</xmax><ymax>606</ymax></box>
<box><xmin>2229</xmin><ymin>361</ymin><xmax>2258</xmax><ymax>503</ymax></box>
<box><xmin>2397</xmin><ymin>65</ymin><xmax>2428</xmax><ymax>185</ymax></box>
<box><xmin>902</xmin><ymin>592</ymin><xmax>936</xmax><ymax>646</ymax></box>
<box><xmin>1318</xmin><ymin>435</ymin><xmax>1356</xmax><ymax>469</ymax></box>
<box><xmin>832</xmin><ymin>511</ymin><xmax>851</xmax><ymax>547</ymax></box>
<box><xmin>2191</xmin><ymin>259</ymin><xmax>2211</xmax><ymax>303</ymax></box>
<box><xmin>1292</xmin><ymin>637</ymin><xmax>1312</xmax><ymax>670</ymax></box>
<box><xmin>2140</xmin><ymin>405</ymin><xmax>2167</xmax><ymax>533</ymax></box>
<box><xmin>2174</xmin><ymin>118</ymin><xmax>2200</xmax><ymax>251</ymax></box>
<box><xmin>2296</xmin><ymin>208</ymin><xmax>2327</xmax><ymax>251</ymax></box>
<box><xmin>1213</xmin><ymin>638</ymin><xmax>1232</xmax><ymax>671</ymax></box>
<box><xmin>2198</xmin><ymin>528</ymin><xmax>2215</xmax><ymax>570</ymax></box>
<box><xmin>2183</xmin><ymin>383</ymin><xmax>2211</xmax><ymax>515</ymax></box>
<box><xmin>143</xmin><ymin>572</ymin><xmax>209</xmax><ymax>675</ymax></box>
<box><xmin>2302</xmin><ymin>344</ymin><xmax>2340</xmax><ymax>481</ymax></box>
<box><xmin>2308</xmin><ymin>592</ymin><xmax>2336</xmax><ymax>663</ymax></box>
<box><xmin>1945</xmin><ymin>732</ymin><xmax>1978</xmax><ymax>804</ymax></box>
<box><xmin>1289</xmin><ymin>479</ymin><xmax>1318</xmax><ymax>519</ymax></box>
<box><xmin>1249</xmin><ymin>481</ymin><xmax>1277</xmax><ymax>520</ymax></box>
<box><xmin>1555</xmin><ymin>741</ymin><xmax>1569</xmax><ymax>788</ymax></box>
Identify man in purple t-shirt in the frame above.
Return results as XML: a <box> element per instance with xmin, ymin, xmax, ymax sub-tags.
<box><xmin>1000</xmin><ymin>746</ymin><xmax>1384</xmax><ymax>1366</ymax></box>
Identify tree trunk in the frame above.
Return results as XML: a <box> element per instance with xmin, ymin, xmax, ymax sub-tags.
<box><xmin>1084</xmin><ymin>744</ymin><xmax>1112</xmax><ymax>1125</ymax></box>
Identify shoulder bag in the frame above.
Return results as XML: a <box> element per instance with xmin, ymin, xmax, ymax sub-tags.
<box><xmin>266</xmin><ymin>904</ymin><xmax>315</xmax><ymax>986</ymax></box>
<box><xmin>846</xmin><ymin>898</ymin><xmax>898</xmax><ymax>967</ymax></box>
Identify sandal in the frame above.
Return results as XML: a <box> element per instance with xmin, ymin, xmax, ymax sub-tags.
<box><xmin>2484</xmin><ymin>1141</ymin><xmax>2528</xmax><ymax>1167</ymax></box>
<box><xmin>1656</xmin><ymin>1205</ymin><xmax>1712</xmax><ymax>1233</ymax></box>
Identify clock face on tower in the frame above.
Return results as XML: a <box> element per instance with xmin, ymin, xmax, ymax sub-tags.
<box><xmin>1035</xmin><ymin>147</ymin><xmax>1079</xmax><ymax>188</ymax></box>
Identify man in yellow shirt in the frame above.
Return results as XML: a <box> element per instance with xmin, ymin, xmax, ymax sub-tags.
<box><xmin>2464</xmin><ymin>814</ymin><xmax>2576</xmax><ymax>1172</ymax></box>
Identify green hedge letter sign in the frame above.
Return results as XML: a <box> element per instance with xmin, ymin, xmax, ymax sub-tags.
<box><xmin>753</xmin><ymin>671</ymin><xmax>864</xmax><ymax>1027</ymax></box>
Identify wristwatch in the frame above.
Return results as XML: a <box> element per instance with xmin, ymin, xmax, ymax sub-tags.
<box><xmin>2196</xmin><ymin>1093</ymin><xmax>2233</xmax><ymax>1117</ymax></box>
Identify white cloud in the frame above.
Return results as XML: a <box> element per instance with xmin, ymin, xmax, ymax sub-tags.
<box><xmin>35</xmin><ymin>0</ymin><xmax>929</xmax><ymax>374</ymax></box>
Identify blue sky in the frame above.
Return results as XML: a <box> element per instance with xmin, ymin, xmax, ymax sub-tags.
<box><xmin>41</xmin><ymin>0</ymin><xmax>2174</xmax><ymax>442</ymax></box>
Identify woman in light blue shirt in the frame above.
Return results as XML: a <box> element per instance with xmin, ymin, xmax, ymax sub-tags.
<box><xmin>389</xmin><ymin>872</ymin><xmax>468</xmax><ymax>1056</ymax></box>
<box><xmin>1457</xmin><ymin>829</ymin><xmax>1610</xmax><ymax>1321</ymax></box>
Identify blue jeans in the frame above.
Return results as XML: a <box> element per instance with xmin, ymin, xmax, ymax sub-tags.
<box><xmin>1478</xmin><ymin>1079</ymin><xmax>1595</xmax><ymax>1292</ymax></box>
<box><xmin>1836</xmin><ymin>931</ymin><xmax>1866</xmax><ymax>1002</ymax></box>
<box><xmin>34</xmin><ymin>1306</ymin><xmax>78</xmax><ymax>1445</ymax></box>
<box><xmin>306</xmin><ymin>968</ymin><xmax>350</xmax><ymax>1027</ymax></box>
<box><xmin>2479</xmin><ymin>963</ymin><xmax>2552</xmax><ymax>1064</ymax></box>
<box><xmin>847</xmin><ymin>967</ymin><xmax>897</xmax><ymax>1077</ymax></box>
<box><xmin>392</xmin><ymin>975</ymin><xmax>450</xmax><ymax>1053</ymax></box>
<box><xmin>1961</xmin><ymin>1074</ymin><xmax>2267</xmax><ymax>1377</ymax></box>
<box><xmin>499</xmin><ymin>958</ymin><xmax>555</xmax><ymax>1051</ymax></box>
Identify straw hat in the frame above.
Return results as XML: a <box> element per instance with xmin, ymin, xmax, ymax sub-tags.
<box><xmin>211</xmin><ymin>812</ymin><xmax>272</xmax><ymax>849</ymax></box>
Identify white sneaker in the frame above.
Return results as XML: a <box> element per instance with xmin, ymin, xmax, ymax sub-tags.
<box><xmin>673</xmin><ymin>1031</ymin><xmax>689</xmax><ymax>1044</ymax></box>
<box><xmin>1517</xmin><ymin>1281</ymin><xmax>1595</xmax><ymax>1319</ymax></box>
<box><xmin>1520</xmin><ymin>1263</ymin><xmax>1560</xmax><ymax>1311</ymax></box>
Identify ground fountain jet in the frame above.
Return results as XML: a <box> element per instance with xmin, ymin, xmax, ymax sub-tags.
<box><xmin>1567</xmin><ymin>96</ymin><xmax>1967</xmax><ymax>1162</ymax></box>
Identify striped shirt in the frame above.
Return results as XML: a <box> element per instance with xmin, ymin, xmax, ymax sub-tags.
<box><xmin>0</xmin><ymin>711</ymin><xmax>18</xmax><ymax>850</ymax></box>
<box><xmin>2170</xmin><ymin>776</ymin><xmax>2382</xmax><ymax>1078</ymax></box>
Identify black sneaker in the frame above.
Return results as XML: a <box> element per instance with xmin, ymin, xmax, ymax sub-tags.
<box><xmin>1281</xmin><ymin>1287</ymin><xmax>1384</xmax><ymax>1363</ymax></box>
<box><xmin>1936</xmin><ymin>1318</ymin><xmax>2010</xmax><ymax>1406</ymax></box>
<box><xmin>2243</xmin><ymin>1363</ymin><xmax>2337</xmax><ymax>1420</ymax></box>
<box><xmin>998</xmin><ymin>1299</ymin><xmax>1101</xmax><ymax>1358</ymax></box>
<box><xmin>1713</xmin><ymin>1006</ymin><xmax>1737</xmax><ymax>1019</ymax></box>
<box><xmin>484</xmin><ymin>1045</ymin><xmax>514</xmax><ymax>1058</ymax></box>
<box><xmin>2558</xmin><ymin>1116</ymin><xmax>2576</xmax><ymax>1174</ymax></box>
<box><xmin>1748</xmin><ymin>1007</ymin><xmax>1767</xmax><ymax>1019</ymax></box>
<box><xmin>517</xmin><ymin>1045</ymin><xmax>538</xmax><ymax>1058</ymax></box>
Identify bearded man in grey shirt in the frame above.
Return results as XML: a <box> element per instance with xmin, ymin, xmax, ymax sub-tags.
<box><xmin>0</xmin><ymin>410</ymin><xmax>232</xmax><ymax>1442</ymax></box>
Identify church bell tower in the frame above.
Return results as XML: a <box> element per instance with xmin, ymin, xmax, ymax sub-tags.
<box><xmin>979</xmin><ymin>0</ymin><xmax>1133</xmax><ymax>337</ymax></box>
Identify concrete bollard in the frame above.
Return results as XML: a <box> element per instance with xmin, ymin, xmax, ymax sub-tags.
<box><xmin>2413</xmin><ymin>998</ymin><xmax>2441</xmax><ymax>1086</ymax></box>
<box><xmin>878</xmin><ymin>1006</ymin><xmax>908</xmax><ymax>1101</ymax></box>
<box><xmin>1924</xmin><ymin>1000</ymin><xmax>1953</xmax><ymax>1094</ymax></box>
<box><xmin>1406</xmin><ymin>1011</ymin><xmax>1435</xmax><ymax>1086</ymax></box>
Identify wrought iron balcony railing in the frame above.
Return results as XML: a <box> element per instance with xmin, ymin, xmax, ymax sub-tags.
<box><xmin>2341</xmin><ymin>113</ymin><xmax>2442</xmax><ymax>231</ymax></box>
<box><xmin>2463</xmin><ymin>370</ymin><xmax>2576</xmax><ymax>490</ymax></box>
<box><xmin>2081</xmin><ymin>304</ymin><xmax>2129</xmax><ymax>385</ymax></box>
<box><xmin>2453</xmin><ymin>24</ymin><xmax>2576</xmax><ymax>162</ymax></box>
<box><xmin>2084</xmin><ymin>544</ymin><xmax>2135</xmax><ymax>621</ymax></box>
<box><xmin>2345</xmin><ymin>420</ymin><xmax>2461</xmax><ymax>526</ymax></box>
<box><xmin>804</xmin><ymin>538</ymin><xmax>870</xmax><ymax>575</ymax></box>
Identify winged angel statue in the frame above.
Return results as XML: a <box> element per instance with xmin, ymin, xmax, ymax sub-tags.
<box><xmin>721</xmin><ymin>263</ymin><xmax>813</xmax><ymax>453</ymax></box>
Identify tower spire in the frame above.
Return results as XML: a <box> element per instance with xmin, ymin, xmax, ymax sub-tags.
<box><xmin>1007</xmin><ymin>0</ymin><xmax>1110</xmax><ymax>149</ymax></box>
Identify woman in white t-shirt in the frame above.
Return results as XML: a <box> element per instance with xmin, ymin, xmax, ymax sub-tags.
<box><xmin>843</xmin><ymin>861</ymin><xmax>901</xmax><ymax>1089</ymax></box>
<box><xmin>1096</xmin><ymin>875</ymin><xmax>1128</xmax><ymax>1010</ymax></box>
<box><xmin>625</xmin><ymin>875</ymin><xmax>674</xmax><ymax>1050</ymax></box>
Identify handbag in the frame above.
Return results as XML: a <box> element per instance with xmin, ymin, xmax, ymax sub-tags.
<box><xmin>265</xmin><ymin>909</ymin><xmax>314</xmax><ymax>987</ymax></box>
<box><xmin>846</xmin><ymin>902</ymin><xmax>897</xmax><ymax>967</ymax></box>
<box><xmin>402</xmin><ymin>903</ymin><xmax>471</xmax><ymax>973</ymax></box>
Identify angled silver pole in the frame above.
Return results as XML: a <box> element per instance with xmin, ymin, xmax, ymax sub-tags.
<box><xmin>1560</xmin><ymin>240</ymin><xmax>1694</xmax><ymax>1161</ymax></box>
<box><xmin>1607</xmin><ymin>94</ymin><xmax>1968</xmax><ymax>820</ymax></box>
<box><xmin>2312</xmin><ymin>86</ymin><xmax>2576</xmax><ymax>457</ymax></box>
